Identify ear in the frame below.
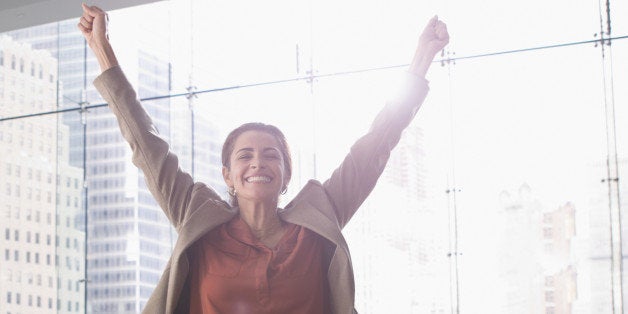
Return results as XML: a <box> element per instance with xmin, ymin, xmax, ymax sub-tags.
<box><xmin>283</xmin><ymin>172</ymin><xmax>291</xmax><ymax>189</ymax></box>
<box><xmin>222</xmin><ymin>166</ymin><xmax>233</xmax><ymax>187</ymax></box>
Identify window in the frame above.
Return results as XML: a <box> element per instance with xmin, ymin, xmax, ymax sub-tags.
<box><xmin>11</xmin><ymin>55</ymin><xmax>15</xmax><ymax>70</ymax></box>
<box><xmin>19</xmin><ymin>58</ymin><xmax>24</xmax><ymax>73</ymax></box>
<box><xmin>545</xmin><ymin>291</ymin><xmax>554</xmax><ymax>302</ymax></box>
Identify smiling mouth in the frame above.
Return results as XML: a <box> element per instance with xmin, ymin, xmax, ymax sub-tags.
<box><xmin>246</xmin><ymin>176</ymin><xmax>272</xmax><ymax>183</ymax></box>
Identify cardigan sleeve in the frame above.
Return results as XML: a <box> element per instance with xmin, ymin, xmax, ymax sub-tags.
<box><xmin>93</xmin><ymin>66</ymin><xmax>228</xmax><ymax>229</ymax></box>
<box><xmin>321</xmin><ymin>72</ymin><xmax>430</xmax><ymax>228</ymax></box>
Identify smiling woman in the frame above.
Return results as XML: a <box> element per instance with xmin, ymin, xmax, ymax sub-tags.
<box><xmin>78</xmin><ymin>2</ymin><xmax>448</xmax><ymax>313</ymax></box>
<box><xmin>221</xmin><ymin>122</ymin><xmax>293</xmax><ymax>209</ymax></box>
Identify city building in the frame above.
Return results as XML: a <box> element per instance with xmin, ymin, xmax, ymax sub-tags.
<box><xmin>0</xmin><ymin>35</ymin><xmax>84</xmax><ymax>313</ymax></box>
<box><xmin>497</xmin><ymin>184</ymin><xmax>578</xmax><ymax>313</ymax></box>
<box><xmin>345</xmin><ymin>123</ymin><xmax>449</xmax><ymax>313</ymax></box>
<box><xmin>7</xmin><ymin>13</ymin><xmax>224</xmax><ymax>312</ymax></box>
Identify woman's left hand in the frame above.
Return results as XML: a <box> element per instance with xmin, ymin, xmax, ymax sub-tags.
<box><xmin>409</xmin><ymin>16</ymin><xmax>450</xmax><ymax>77</ymax></box>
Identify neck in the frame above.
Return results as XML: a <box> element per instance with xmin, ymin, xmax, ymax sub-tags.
<box><xmin>237</xmin><ymin>200</ymin><xmax>284</xmax><ymax>242</ymax></box>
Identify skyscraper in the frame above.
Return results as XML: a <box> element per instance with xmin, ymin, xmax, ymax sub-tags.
<box><xmin>7</xmin><ymin>8</ymin><xmax>224</xmax><ymax>312</ymax></box>
<box><xmin>345</xmin><ymin>123</ymin><xmax>449</xmax><ymax>313</ymax></box>
<box><xmin>497</xmin><ymin>184</ymin><xmax>578</xmax><ymax>313</ymax></box>
<box><xmin>0</xmin><ymin>35</ymin><xmax>84</xmax><ymax>314</ymax></box>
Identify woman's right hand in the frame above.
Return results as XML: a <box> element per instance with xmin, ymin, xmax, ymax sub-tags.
<box><xmin>77</xmin><ymin>3</ymin><xmax>118</xmax><ymax>72</ymax></box>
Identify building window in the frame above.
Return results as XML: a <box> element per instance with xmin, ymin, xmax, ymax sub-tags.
<box><xmin>30</xmin><ymin>62</ymin><xmax>35</xmax><ymax>76</ymax></box>
<box><xmin>19</xmin><ymin>58</ymin><xmax>24</xmax><ymax>73</ymax></box>
<box><xmin>38</xmin><ymin>64</ymin><xmax>43</xmax><ymax>79</ymax></box>
<box><xmin>0</xmin><ymin>50</ymin><xmax>3</xmax><ymax>65</ymax></box>
<box><xmin>545</xmin><ymin>291</ymin><xmax>554</xmax><ymax>302</ymax></box>
<box><xmin>6</xmin><ymin>291</ymin><xmax>11</xmax><ymax>303</ymax></box>
<box><xmin>11</xmin><ymin>55</ymin><xmax>15</xmax><ymax>70</ymax></box>
<box><xmin>545</xmin><ymin>276</ymin><xmax>554</xmax><ymax>287</ymax></box>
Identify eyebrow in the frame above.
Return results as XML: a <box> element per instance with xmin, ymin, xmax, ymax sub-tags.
<box><xmin>235</xmin><ymin>147</ymin><xmax>281</xmax><ymax>154</ymax></box>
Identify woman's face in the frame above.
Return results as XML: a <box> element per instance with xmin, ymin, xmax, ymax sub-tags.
<box><xmin>222</xmin><ymin>130</ymin><xmax>288</xmax><ymax>206</ymax></box>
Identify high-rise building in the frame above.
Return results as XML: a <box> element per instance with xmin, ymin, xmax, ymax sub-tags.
<box><xmin>345</xmin><ymin>123</ymin><xmax>449</xmax><ymax>313</ymax></box>
<box><xmin>7</xmin><ymin>8</ymin><xmax>224</xmax><ymax>312</ymax></box>
<box><xmin>497</xmin><ymin>184</ymin><xmax>578</xmax><ymax>313</ymax></box>
<box><xmin>0</xmin><ymin>35</ymin><xmax>84</xmax><ymax>313</ymax></box>
<box><xmin>541</xmin><ymin>202</ymin><xmax>577</xmax><ymax>313</ymax></box>
<box><xmin>585</xmin><ymin>160</ymin><xmax>628</xmax><ymax>313</ymax></box>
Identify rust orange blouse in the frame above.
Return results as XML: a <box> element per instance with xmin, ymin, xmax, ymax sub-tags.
<box><xmin>188</xmin><ymin>217</ymin><xmax>330</xmax><ymax>313</ymax></box>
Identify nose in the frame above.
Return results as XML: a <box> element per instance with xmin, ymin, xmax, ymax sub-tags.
<box><xmin>250</xmin><ymin>156</ymin><xmax>265</xmax><ymax>169</ymax></box>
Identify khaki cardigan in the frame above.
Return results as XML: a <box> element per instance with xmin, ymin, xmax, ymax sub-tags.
<box><xmin>93</xmin><ymin>66</ymin><xmax>429</xmax><ymax>314</ymax></box>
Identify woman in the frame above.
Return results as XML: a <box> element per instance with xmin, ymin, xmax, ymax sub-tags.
<box><xmin>78</xmin><ymin>3</ymin><xmax>448</xmax><ymax>313</ymax></box>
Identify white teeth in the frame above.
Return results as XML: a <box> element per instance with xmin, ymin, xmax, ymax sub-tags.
<box><xmin>246</xmin><ymin>176</ymin><xmax>271</xmax><ymax>183</ymax></box>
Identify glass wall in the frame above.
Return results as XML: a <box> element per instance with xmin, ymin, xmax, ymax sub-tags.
<box><xmin>0</xmin><ymin>0</ymin><xmax>626</xmax><ymax>313</ymax></box>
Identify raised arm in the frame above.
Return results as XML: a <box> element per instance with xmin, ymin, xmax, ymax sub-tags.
<box><xmin>78</xmin><ymin>4</ymin><xmax>118</xmax><ymax>73</ymax></box>
<box><xmin>322</xmin><ymin>16</ymin><xmax>449</xmax><ymax>228</ymax></box>
<box><xmin>409</xmin><ymin>15</ymin><xmax>450</xmax><ymax>77</ymax></box>
<box><xmin>78</xmin><ymin>5</ymin><xmax>229</xmax><ymax>228</ymax></box>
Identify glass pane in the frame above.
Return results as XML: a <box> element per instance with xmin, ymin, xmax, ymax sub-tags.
<box><xmin>450</xmin><ymin>45</ymin><xmax>608</xmax><ymax>313</ymax></box>
<box><xmin>313</xmin><ymin>69</ymin><xmax>451</xmax><ymax>313</ymax></box>
<box><xmin>1</xmin><ymin>0</ymin><xmax>627</xmax><ymax>313</ymax></box>
<box><xmin>613</xmin><ymin>36</ymin><xmax>628</xmax><ymax>312</ymax></box>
